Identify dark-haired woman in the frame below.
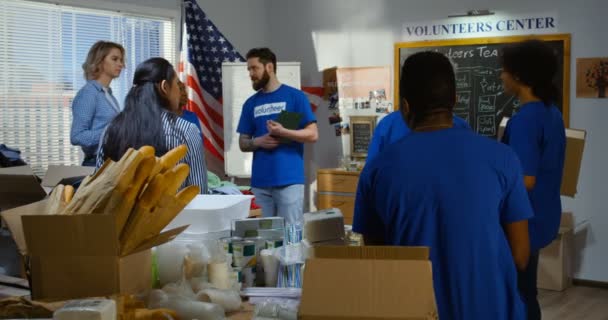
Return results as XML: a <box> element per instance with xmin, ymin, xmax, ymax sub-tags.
<box><xmin>501</xmin><ymin>40</ymin><xmax>566</xmax><ymax>320</ymax></box>
<box><xmin>96</xmin><ymin>57</ymin><xmax>208</xmax><ymax>194</ymax></box>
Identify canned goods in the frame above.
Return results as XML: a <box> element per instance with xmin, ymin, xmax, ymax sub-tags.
<box><xmin>232</xmin><ymin>240</ymin><xmax>256</xmax><ymax>257</ymax></box>
<box><xmin>265</xmin><ymin>238</ymin><xmax>284</xmax><ymax>249</ymax></box>
<box><xmin>244</xmin><ymin>236</ymin><xmax>265</xmax><ymax>255</ymax></box>
<box><xmin>219</xmin><ymin>236</ymin><xmax>242</xmax><ymax>254</ymax></box>
<box><xmin>241</xmin><ymin>266</ymin><xmax>256</xmax><ymax>288</ymax></box>
<box><xmin>233</xmin><ymin>254</ymin><xmax>256</xmax><ymax>268</ymax></box>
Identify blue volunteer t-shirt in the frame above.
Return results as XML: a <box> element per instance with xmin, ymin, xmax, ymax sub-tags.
<box><xmin>354</xmin><ymin>127</ymin><xmax>532</xmax><ymax>320</ymax></box>
<box><xmin>237</xmin><ymin>84</ymin><xmax>316</xmax><ymax>188</ymax></box>
<box><xmin>367</xmin><ymin>110</ymin><xmax>470</xmax><ymax>161</ymax></box>
<box><xmin>502</xmin><ymin>101</ymin><xmax>566</xmax><ymax>250</ymax></box>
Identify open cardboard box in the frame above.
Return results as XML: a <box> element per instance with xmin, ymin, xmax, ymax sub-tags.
<box><xmin>498</xmin><ymin>118</ymin><xmax>586</xmax><ymax>197</ymax></box>
<box><xmin>300</xmin><ymin>246</ymin><xmax>437</xmax><ymax>319</ymax></box>
<box><xmin>0</xmin><ymin>199</ymin><xmax>187</xmax><ymax>300</ymax></box>
<box><xmin>0</xmin><ymin>165</ymin><xmax>95</xmax><ymax>211</ymax></box>
<box><xmin>537</xmin><ymin>212</ymin><xmax>574</xmax><ymax>291</ymax></box>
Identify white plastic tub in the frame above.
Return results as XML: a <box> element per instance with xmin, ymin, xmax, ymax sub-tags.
<box><xmin>165</xmin><ymin>194</ymin><xmax>254</xmax><ymax>234</ymax></box>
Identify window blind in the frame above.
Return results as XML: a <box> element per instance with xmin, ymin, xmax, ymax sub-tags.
<box><xmin>0</xmin><ymin>0</ymin><xmax>175</xmax><ymax>175</ymax></box>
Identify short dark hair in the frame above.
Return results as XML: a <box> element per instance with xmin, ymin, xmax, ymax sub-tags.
<box><xmin>400</xmin><ymin>51</ymin><xmax>456</xmax><ymax>125</ymax></box>
<box><xmin>246</xmin><ymin>47</ymin><xmax>277</xmax><ymax>73</ymax></box>
<box><xmin>501</xmin><ymin>40</ymin><xmax>559</xmax><ymax>106</ymax></box>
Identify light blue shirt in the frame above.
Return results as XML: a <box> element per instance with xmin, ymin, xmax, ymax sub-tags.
<box><xmin>70</xmin><ymin>80</ymin><xmax>120</xmax><ymax>157</ymax></box>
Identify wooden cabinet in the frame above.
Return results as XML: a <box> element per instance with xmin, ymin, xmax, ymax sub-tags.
<box><xmin>316</xmin><ymin>169</ymin><xmax>360</xmax><ymax>225</ymax></box>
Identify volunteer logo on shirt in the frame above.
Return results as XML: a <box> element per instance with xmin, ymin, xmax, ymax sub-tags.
<box><xmin>254</xmin><ymin>102</ymin><xmax>286</xmax><ymax>118</ymax></box>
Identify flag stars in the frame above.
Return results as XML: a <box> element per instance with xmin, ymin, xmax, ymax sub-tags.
<box><xmin>218</xmin><ymin>37</ymin><xmax>225</xmax><ymax>44</ymax></box>
<box><xmin>206</xmin><ymin>26</ymin><xmax>214</xmax><ymax>32</ymax></box>
<box><xmin>221</xmin><ymin>47</ymin><xmax>228</xmax><ymax>53</ymax></box>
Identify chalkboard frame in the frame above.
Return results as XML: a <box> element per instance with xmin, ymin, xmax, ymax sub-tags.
<box><xmin>393</xmin><ymin>34</ymin><xmax>571</xmax><ymax>128</ymax></box>
<box><xmin>350</xmin><ymin>116</ymin><xmax>376</xmax><ymax>158</ymax></box>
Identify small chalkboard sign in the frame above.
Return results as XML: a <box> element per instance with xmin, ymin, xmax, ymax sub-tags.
<box><xmin>350</xmin><ymin>116</ymin><xmax>376</xmax><ymax>158</ymax></box>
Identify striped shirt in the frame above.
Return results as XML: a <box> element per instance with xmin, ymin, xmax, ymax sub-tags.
<box><xmin>70</xmin><ymin>80</ymin><xmax>121</xmax><ymax>158</ymax></box>
<box><xmin>96</xmin><ymin>111</ymin><xmax>208</xmax><ymax>194</ymax></box>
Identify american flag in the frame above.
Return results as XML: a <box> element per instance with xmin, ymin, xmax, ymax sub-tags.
<box><xmin>179</xmin><ymin>0</ymin><xmax>244</xmax><ymax>168</ymax></box>
<box><xmin>180</xmin><ymin>0</ymin><xmax>323</xmax><ymax>173</ymax></box>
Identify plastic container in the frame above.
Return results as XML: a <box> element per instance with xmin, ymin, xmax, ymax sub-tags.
<box><xmin>155</xmin><ymin>231</ymin><xmax>230</xmax><ymax>286</ymax></box>
<box><xmin>164</xmin><ymin>195</ymin><xmax>253</xmax><ymax>234</ymax></box>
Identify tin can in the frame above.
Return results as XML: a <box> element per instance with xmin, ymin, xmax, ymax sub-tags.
<box><xmin>232</xmin><ymin>240</ymin><xmax>256</xmax><ymax>257</ymax></box>
<box><xmin>219</xmin><ymin>236</ymin><xmax>242</xmax><ymax>254</ymax></box>
<box><xmin>232</xmin><ymin>240</ymin><xmax>256</xmax><ymax>267</ymax></box>
<box><xmin>244</xmin><ymin>236</ymin><xmax>265</xmax><ymax>256</ymax></box>
<box><xmin>265</xmin><ymin>238</ymin><xmax>284</xmax><ymax>249</ymax></box>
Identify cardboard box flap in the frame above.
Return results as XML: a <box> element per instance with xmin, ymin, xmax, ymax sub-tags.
<box><xmin>0</xmin><ymin>166</ymin><xmax>46</xmax><ymax>210</ymax></box>
<box><xmin>300</xmin><ymin>258</ymin><xmax>437</xmax><ymax>319</ymax></box>
<box><xmin>123</xmin><ymin>225</ymin><xmax>189</xmax><ymax>256</ymax></box>
<box><xmin>23</xmin><ymin>213</ymin><xmax>119</xmax><ymax>256</ymax></box>
<box><xmin>561</xmin><ymin>128</ymin><xmax>586</xmax><ymax>197</ymax></box>
<box><xmin>0</xmin><ymin>200</ymin><xmax>49</xmax><ymax>255</ymax></box>
<box><xmin>557</xmin><ymin>212</ymin><xmax>574</xmax><ymax>235</ymax></box>
<box><xmin>41</xmin><ymin>165</ymin><xmax>94</xmax><ymax>187</ymax></box>
<box><xmin>312</xmin><ymin>246</ymin><xmax>429</xmax><ymax>260</ymax></box>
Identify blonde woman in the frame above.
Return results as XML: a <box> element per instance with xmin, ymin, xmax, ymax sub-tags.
<box><xmin>70</xmin><ymin>41</ymin><xmax>125</xmax><ymax>166</ymax></box>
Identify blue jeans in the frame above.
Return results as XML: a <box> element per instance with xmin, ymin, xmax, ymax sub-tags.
<box><xmin>518</xmin><ymin>251</ymin><xmax>541</xmax><ymax>320</ymax></box>
<box><xmin>251</xmin><ymin>184</ymin><xmax>304</xmax><ymax>225</ymax></box>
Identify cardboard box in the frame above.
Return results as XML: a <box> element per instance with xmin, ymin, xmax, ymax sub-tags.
<box><xmin>322</xmin><ymin>67</ymin><xmax>338</xmax><ymax>99</ymax></box>
<box><xmin>232</xmin><ymin>216</ymin><xmax>285</xmax><ymax>238</ymax></box>
<box><xmin>303</xmin><ymin>208</ymin><xmax>345</xmax><ymax>243</ymax></box>
<box><xmin>537</xmin><ymin>212</ymin><xmax>574</xmax><ymax>291</ymax></box>
<box><xmin>561</xmin><ymin>129</ymin><xmax>586</xmax><ymax>197</ymax></box>
<box><xmin>300</xmin><ymin>246</ymin><xmax>438</xmax><ymax>319</ymax></box>
<box><xmin>302</xmin><ymin>238</ymin><xmax>346</xmax><ymax>258</ymax></box>
<box><xmin>40</xmin><ymin>165</ymin><xmax>94</xmax><ymax>192</ymax></box>
<box><xmin>498</xmin><ymin>119</ymin><xmax>586</xmax><ymax>197</ymax></box>
<box><xmin>0</xmin><ymin>166</ymin><xmax>46</xmax><ymax>211</ymax></box>
<box><xmin>0</xmin><ymin>165</ymin><xmax>95</xmax><ymax>211</ymax></box>
<box><xmin>0</xmin><ymin>199</ymin><xmax>187</xmax><ymax>300</ymax></box>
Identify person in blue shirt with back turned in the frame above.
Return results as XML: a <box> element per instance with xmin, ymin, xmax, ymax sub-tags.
<box><xmin>71</xmin><ymin>41</ymin><xmax>125</xmax><ymax>166</ymax></box>
<box><xmin>353</xmin><ymin>51</ymin><xmax>533</xmax><ymax>320</ymax></box>
<box><xmin>367</xmin><ymin>110</ymin><xmax>470</xmax><ymax>161</ymax></box>
<box><xmin>237</xmin><ymin>48</ymin><xmax>318</xmax><ymax>225</ymax></box>
<box><xmin>500</xmin><ymin>40</ymin><xmax>566</xmax><ymax>320</ymax></box>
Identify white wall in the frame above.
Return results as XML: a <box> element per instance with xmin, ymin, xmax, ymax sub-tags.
<box><xmin>263</xmin><ymin>0</ymin><xmax>608</xmax><ymax>282</ymax></box>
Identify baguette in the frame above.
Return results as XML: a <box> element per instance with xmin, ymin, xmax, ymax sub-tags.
<box><xmin>63</xmin><ymin>185</ymin><xmax>74</xmax><ymax>204</ymax></box>
<box><xmin>63</xmin><ymin>148</ymin><xmax>144</xmax><ymax>215</ymax></box>
<box><xmin>111</xmin><ymin>155</ymin><xmax>157</xmax><ymax>234</ymax></box>
<box><xmin>120</xmin><ymin>170</ymin><xmax>174</xmax><ymax>254</ymax></box>
<box><xmin>148</xmin><ymin>185</ymin><xmax>199</xmax><ymax>238</ymax></box>
<box><xmin>159</xmin><ymin>145</ymin><xmax>187</xmax><ymax>173</ymax></box>
<box><xmin>166</xmin><ymin>163</ymin><xmax>190</xmax><ymax>195</ymax></box>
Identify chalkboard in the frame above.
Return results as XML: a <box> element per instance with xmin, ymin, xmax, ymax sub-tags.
<box><xmin>350</xmin><ymin>116</ymin><xmax>376</xmax><ymax>157</ymax></box>
<box><xmin>394</xmin><ymin>34</ymin><xmax>570</xmax><ymax>137</ymax></box>
<box><xmin>222</xmin><ymin>62</ymin><xmax>301</xmax><ymax>178</ymax></box>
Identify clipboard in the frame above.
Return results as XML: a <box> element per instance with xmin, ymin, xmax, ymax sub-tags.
<box><xmin>275</xmin><ymin>110</ymin><xmax>302</xmax><ymax>143</ymax></box>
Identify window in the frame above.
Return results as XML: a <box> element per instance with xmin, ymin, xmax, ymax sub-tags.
<box><xmin>0</xmin><ymin>0</ymin><xmax>175</xmax><ymax>175</ymax></box>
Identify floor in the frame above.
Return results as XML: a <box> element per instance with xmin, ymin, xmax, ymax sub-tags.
<box><xmin>540</xmin><ymin>286</ymin><xmax>608</xmax><ymax>320</ymax></box>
